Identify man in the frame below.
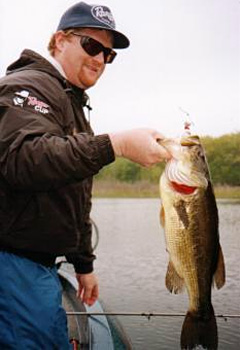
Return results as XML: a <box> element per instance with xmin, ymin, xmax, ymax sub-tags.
<box><xmin>0</xmin><ymin>2</ymin><xmax>170</xmax><ymax>349</ymax></box>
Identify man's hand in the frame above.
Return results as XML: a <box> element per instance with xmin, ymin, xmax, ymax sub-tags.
<box><xmin>109</xmin><ymin>128</ymin><xmax>171</xmax><ymax>167</ymax></box>
<box><xmin>76</xmin><ymin>272</ymin><xmax>99</xmax><ymax>306</ymax></box>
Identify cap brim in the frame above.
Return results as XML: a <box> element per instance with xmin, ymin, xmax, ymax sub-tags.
<box><xmin>111</xmin><ymin>29</ymin><xmax>130</xmax><ymax>49</ymax></box>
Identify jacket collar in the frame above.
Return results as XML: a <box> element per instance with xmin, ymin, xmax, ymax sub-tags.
<box><xmin>6</xmin><ymin>49</ymin><xmax>90</xmax><ymax>108</ymax></box>
<box><xmin>44</xmin><ymin>53</ymin><xmax>67</xmax><ymax>79</ymax></box>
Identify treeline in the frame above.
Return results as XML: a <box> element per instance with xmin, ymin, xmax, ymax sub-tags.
<box><xmin>96</xmin><ymin>133</ymin><xmax>240</xmax><ymax>186</ymax></box>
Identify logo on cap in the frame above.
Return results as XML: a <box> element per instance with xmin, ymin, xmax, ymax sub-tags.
<box><xmin>91</xmin><ymin>6</ymin><xmax>115</xmax><ymax>29</ymax></box>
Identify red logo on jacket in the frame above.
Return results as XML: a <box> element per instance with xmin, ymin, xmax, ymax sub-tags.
<box><xmin>13</xmin><ymin>90</ymin><xmax>49</xmax><ymax>114</ymax></box>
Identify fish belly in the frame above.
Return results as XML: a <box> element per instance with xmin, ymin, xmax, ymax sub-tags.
<box><xmin>161</xmin><ymin>176</ymin><xmax>218</xmax><ymax>311</ymax></box>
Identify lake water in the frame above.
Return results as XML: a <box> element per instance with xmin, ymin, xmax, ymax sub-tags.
<box><xmin>90</xmin><ymin>198</ymin><xmax>240</xmax><ymax>350</ymax></box>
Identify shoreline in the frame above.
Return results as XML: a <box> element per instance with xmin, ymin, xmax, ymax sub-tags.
<box><xmin>93</xmin><ymin>180</ymin><xmax>240</xmax><ymax>199</ymax></box>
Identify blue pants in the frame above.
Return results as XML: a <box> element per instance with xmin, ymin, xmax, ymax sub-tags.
<box><xmin>0</xmin><ymin>252</ymin><xmax>71</xmax><ymax>349</ymax></box>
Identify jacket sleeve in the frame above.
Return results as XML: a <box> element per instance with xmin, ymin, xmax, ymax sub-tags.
<box><xmin>0</xmin><ymin>87</ymin><xmax>115</xmax><ymax>191</ymax></box>
<box><xmin>66</xmin><ymin>179</ymin><xmax>96</xmax><ymax>274</ymax></box>
<box><xmin>66</xmin><ymin>220</ymin><xmax>96</xmax><ymax>274</ymax></box>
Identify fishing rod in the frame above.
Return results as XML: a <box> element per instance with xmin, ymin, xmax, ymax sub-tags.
<box><xmin>66</xmin><ymin>311</ymin><xmax>240</xmax><ymax>320</ymax></box>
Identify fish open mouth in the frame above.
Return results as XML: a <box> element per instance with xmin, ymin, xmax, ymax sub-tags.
<box><xmin>170</xmin><ymin>181</ymin><xmax>197</xmax><ymax>194</ymax></box>
<box><xmin>165</xmin><ymin>158</ymin><xmax>207</xmax><ymax>194</ymax></box>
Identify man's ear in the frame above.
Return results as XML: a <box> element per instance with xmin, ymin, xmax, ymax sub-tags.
<box><xmin>54</xmin><ymin>31</ymin><xmax>68</xmax><ymax>52</ymax></box>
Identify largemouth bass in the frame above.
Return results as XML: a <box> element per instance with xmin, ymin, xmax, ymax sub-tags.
<box><xmin>159</xmin><ymin>135</ymin><xmax>225</xmax><ymax>350</ymax></box>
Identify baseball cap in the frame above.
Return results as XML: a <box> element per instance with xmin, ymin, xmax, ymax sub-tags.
<box><xmin>57</xmin><ymin>2</ymin><xmax>130</xmax><ymax>49</ymax></box>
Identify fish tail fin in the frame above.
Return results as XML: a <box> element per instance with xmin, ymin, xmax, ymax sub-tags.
<box><xmin>180</xmin><ymin>306</ymin><xmax>218</xmax><ymax>349</ymax></box>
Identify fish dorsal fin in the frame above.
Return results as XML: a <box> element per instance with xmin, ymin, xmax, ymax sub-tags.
<box><xmin>213</xmin><ymin>245</ymin><xmax>226</xmax><ymax>289</ymax></box>
<box><xmin>166</xmin><ymin>260</ymin><xmax>185</xmax><ymax>294</ymax></box>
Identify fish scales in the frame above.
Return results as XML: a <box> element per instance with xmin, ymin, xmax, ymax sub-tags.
<box><xmin>159</xmin><ymin>135</ymin><xmax>225</xmax><ymax>349</ymax></box>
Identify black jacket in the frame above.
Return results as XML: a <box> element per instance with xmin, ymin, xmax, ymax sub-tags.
<box><xmin>0</xmin><ymin>49</ymin><xmax>115</xmax><ymax>273</ymax></box>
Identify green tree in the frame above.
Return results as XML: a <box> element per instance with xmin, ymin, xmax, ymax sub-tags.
<box><xmin>202</xmin><ymin>133</ymin><xmax>240</xmax><ymax>185</ymax></box>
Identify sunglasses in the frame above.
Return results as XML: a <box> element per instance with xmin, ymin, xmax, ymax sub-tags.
<box><xmin>72</xmin><ymin>33</ymin><xmax>117</xmax><ymax>64</ymax></box>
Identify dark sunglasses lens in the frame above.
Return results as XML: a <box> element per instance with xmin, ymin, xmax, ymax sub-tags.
<box><xmin>105</xmin><ymin>50</ymin><xmax>116</xmax><ymax>64</ymax></box>
<box><xmin>81</xmin><ymin>37</ymin><xmax>116</xmax><ymax>64</ymax></box>
<box><xmin>81</xmin><ymin>37</ymin><xmax>102</xmax><ymax>56</ymax></box>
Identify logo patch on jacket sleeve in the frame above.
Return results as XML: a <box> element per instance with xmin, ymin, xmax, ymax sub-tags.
<box><xmin>13</xmin><ymin>90</ymin><xmax>50</xmax><ymax>114</ymax></box>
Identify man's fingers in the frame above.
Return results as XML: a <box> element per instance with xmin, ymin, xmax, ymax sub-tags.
<box><xmin>76</xmin><ymin>283</ymin><xmax>83</xmax><ymax>299</ymax></box>
<box><xmin>88</xmin><ymin>284</ymin><xmax>99</xmax><ymax>305</ymax></box>
<box><xmin>152</xmin><ymin>141</ymin><xmax>172</xmax><ymax>161</ymax></box>
<box><xmin>90</xmin><ymin>284</ymin><xmax>99</xmax><ymax>304</ymax></box>
<box><xmin>81</xmin><ymin>285</ymin><xmax>99</xmax><ymax>306</ymax></box>
<box><xmin>77</xmin><ymin>284</ymin><xmax>99</xmax><ymax>306</ymax></box>
<box><xmin>76</xmin><ymin>272</ymin><xmax>99</xmax><ymax>306</ymax></box>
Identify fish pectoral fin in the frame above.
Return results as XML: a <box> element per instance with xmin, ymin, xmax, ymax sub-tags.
<box><xmin>213</xmin><ymin>245</ymin><xmax>226</xmax><ymax>289</ymax></box>
<box><xmin>160</xmin><ymin>205</ymin><xmax>165</xmax><ymax>228</ymax></box>
<box><xmin>165</xmin><ymin>260</ymin><xmax>185</xmax><ymax>294</ymax></box>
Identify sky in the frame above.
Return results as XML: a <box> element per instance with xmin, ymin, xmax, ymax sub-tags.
<box><xmin>0</xmin><ymin>0</ymin><xmax>239</xmax><ymax>137</ymax></box>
